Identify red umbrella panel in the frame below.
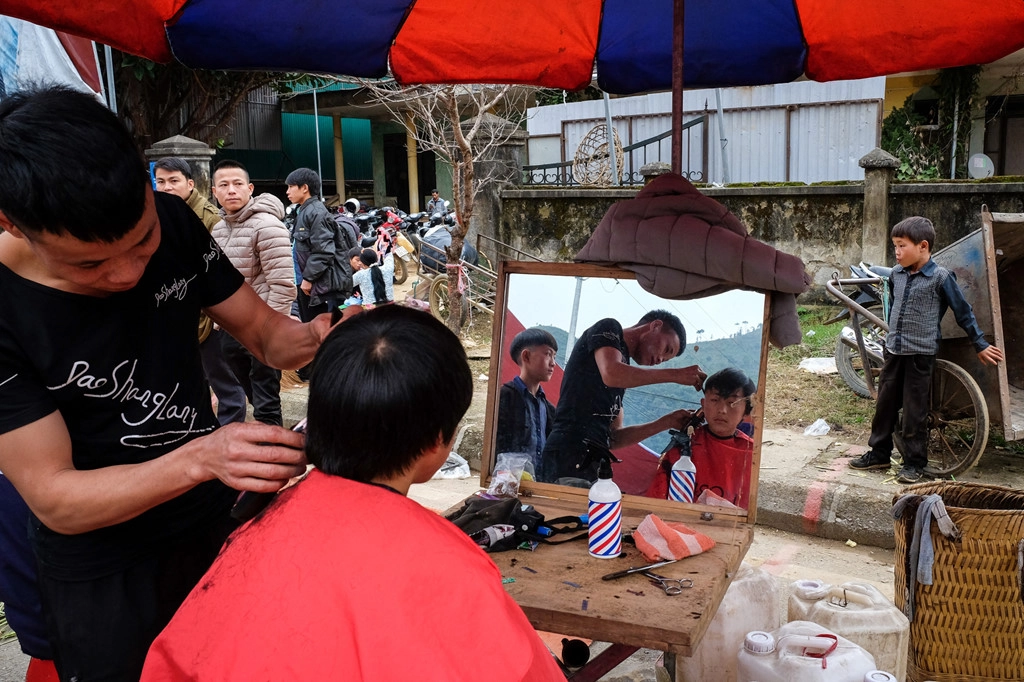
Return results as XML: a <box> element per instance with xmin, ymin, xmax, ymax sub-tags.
<box><xmin>1</xmin><ymin>0</ymin><xmax>1023</xmax><ymax>93</ymax></box>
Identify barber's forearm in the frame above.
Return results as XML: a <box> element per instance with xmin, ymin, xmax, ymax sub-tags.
<box><xmin>29</xmin><ymin>448</ymin><xmax>201</xmax><ymax>535</ymax></box>
<box><xmin>600</xmin><ymin>362</ymin><xmax>677</xmax><ymax>389</ymax></box>
<box><xmin>257</xmin><ymin>313</ymin><xmax>325</xmax><ymax>370</ymax></box>
<box><xmin>609</xmin><ymin>416</ymin><xmax>673</xmax><ymax>450</ymax></box>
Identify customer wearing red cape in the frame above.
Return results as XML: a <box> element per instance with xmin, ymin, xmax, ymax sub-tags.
<box><xmin>142</xmin><ymin>306</ymin><xmax>562</xmax><ymax>681</ymax></box>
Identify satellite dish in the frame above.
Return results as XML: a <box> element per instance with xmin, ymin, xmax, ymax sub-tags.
<box><xmin>968</xmin><ymin>153</ymin><xmax>995</xmax><ymax>179</ymax></box>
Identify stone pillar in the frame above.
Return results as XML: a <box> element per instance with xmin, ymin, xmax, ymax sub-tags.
<box><xmin>858</xmin><ymin>148</ymin><xmax>899</xmax><ymax>266</ymax></box>
<box><xmin>333</xmin><ymin>115</ymin><xmax>346</xmax><ymax>201</ymax></box>
<box><xmin>144</xmin><ymin>135</ymin><xmax>217</xmax><ymax>198</ymax></box>
<box><xmin>465</xmin><ymin>114</ymin><xmax>528</xmax><ymax>263</ymax></box>
<box><xmin>405</xmin><ymin>112</ymin><xmax>420</xmax><ymax>213</ymax></box>
<box><xmin>640</xmin><ymin>161</ymin><xmax>672</xmax><ymax>185</ymax></box>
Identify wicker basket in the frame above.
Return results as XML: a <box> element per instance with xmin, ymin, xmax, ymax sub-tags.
<box><xmin>893</xmin><ymin>481</ymin><xmax>1024</xmax><ymax>682</ymax></box>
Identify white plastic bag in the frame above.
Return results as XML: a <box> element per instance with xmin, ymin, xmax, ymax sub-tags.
<box><xmin>486</xmin><ymin>453</ymin><xmax>535</xmax><ymax>498</ymax></box>
<box><xmin>432</xmin><ymin>452</ymin><xmax>471</xmax><ymax>479</ymax></box>
<box><xmin>798</xmin><ymin>357</ymin><xmax>837</xmax><ymax>375</ymax></box>
<box><xmin>803</xmin><ymin>418</ymin><xmax>831</xmax><ymax>436</ymax></box>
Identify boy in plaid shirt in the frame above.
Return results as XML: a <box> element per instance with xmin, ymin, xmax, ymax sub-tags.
<box><xmin>848</xmin><ymin>216</ymin><xmax>1003</xmax><ymax>483</ymax></box>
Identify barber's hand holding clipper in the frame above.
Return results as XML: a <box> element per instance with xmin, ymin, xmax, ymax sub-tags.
<box><xmin>230</xmin><ymin>305</ymin><xmax>365</xmax><ymax>521</ymax></box>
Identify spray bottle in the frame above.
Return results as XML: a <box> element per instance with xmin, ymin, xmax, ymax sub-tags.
<box><xmin>588</xmin><ymin>448</ymin><xmax>622</xmax><ymax>559</ymax></box>
<box><xmin>665</xmin><ymin>409</ymin><xmax>704</xmax><ymax>503</ymax></box>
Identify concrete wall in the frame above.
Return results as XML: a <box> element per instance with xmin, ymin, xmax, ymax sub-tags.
<box><xmin>500</xmin><ymin>182</ymin><xmax>1024</xmax><ymax>301</ymax></box>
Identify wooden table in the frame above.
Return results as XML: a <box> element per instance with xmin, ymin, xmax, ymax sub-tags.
<box><xmin>468</xmin><ymin>493</ymin><xmax>754</xmax><ymax>680</ymax></box>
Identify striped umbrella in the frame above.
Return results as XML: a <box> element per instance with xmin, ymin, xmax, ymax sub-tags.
<box><xmin>2</xmin><ymin>0</ymin><xmax>1022</xmax><ymax>94</ymax></box>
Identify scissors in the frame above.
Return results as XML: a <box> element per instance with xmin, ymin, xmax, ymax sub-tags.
<box><xmin>601</xmin><ymin>559</ymin><xmax>678</xmax><ymax>581</ymax></box>
<box><xmin>641</xmin><ymin>571</ymin><xmax>694</xmax><ymax>596</ymax></box>
<box><xmin>601</xmin><ymin>560</ymin><xmax>694</xmax><ymax>596</ymax></box>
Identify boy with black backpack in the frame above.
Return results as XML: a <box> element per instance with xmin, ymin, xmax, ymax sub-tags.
<box><xmin>286</xmin><ymin>168</ymin><xmax>356</xmax><ymax>318</ymax></box>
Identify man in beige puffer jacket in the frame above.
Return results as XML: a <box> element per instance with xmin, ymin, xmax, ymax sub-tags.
<box><xmin>212</xmin><ymin>160</ymin><xmax>296</xmax><ymax>426</ymax></box>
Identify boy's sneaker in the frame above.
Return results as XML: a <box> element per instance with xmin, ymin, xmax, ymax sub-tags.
<box><xmin>897</xmin><ymin>466</ymin><xmax>923</xmax><ymax>484</ymax></box>
<box><xmin>848</xmin><ymin>451</ymin><xmax>891</xmax><ymax>470</ymax></box>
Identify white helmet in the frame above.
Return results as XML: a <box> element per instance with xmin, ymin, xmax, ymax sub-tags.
<box><xmin>344</xmin><ymin>198</ymin><xmax>360</xmax><ymax>214</ymax></box>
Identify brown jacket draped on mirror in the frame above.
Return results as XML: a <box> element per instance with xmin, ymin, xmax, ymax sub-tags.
<box><xmin>574</xmin><ymin>173</ymin><xmax>810</xmax><ymax>348</ymax></box>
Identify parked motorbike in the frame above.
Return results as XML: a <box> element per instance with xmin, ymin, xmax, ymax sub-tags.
<box><xmin>353</xmin><ymin>207</ymin><xmax>412</xmax><ymax>285</ymax></box>
<box><xmin>828</xmin><ymin>262</ymin><xmax>890</xmax><ymax>398</ymax></box>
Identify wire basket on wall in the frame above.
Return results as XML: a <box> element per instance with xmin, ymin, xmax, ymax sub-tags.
<box><xmin>572</xmin><ymin>124</ymin><xmax>624</xmax><ymax>187</ymax></box>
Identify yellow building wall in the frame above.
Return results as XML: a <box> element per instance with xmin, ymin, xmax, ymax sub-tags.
<box><xmin>883</xmin><ymin>74</ymin><xmax>937</xmax><ymax>117</ymax></box>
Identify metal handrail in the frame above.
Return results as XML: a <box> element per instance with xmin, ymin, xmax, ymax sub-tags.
<box><xmin>476</xmin><ymin>233</ymin><xmax>544</xmax><ymax>263</ymax></box>
<box><xmin>825</xmin><ymin>276</ymin><xmax>888</xmax><ymax>398</ymax></box>
<box><xmin>417</xmin><ymin>240</ymin><xmax>497</xmax><ymax>315</ymax></box>
<box><xmin>521</xmin><ymin>114</ymin><xmax>708</xmax><ymax>185</ymax></box>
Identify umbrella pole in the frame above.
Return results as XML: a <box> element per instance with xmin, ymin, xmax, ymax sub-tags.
<box><xmin>671</xmin><ymin>0</ymin><xmax>684</xmax><ymax>173</ymax></box>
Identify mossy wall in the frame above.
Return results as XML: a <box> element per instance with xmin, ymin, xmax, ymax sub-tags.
<box><xmin>499</xmin><ymin>182</ymin><xmax>1024</xmax><ymax>302</ymax></box>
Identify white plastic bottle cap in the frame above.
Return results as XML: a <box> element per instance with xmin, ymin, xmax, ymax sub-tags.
<box><xmin>743</xmin><ymin>631</ymin><xmax>776</xmax><ymax>654</ymax></box>
<box><xmin>864</xmin><ymin>672</ymin><xmax>898</xmax><ymax>682</ymax></box>
<box><xmin>791</xmin><ymin>579</ymin><xmax>829</xmax><ymax>600</ymax></box>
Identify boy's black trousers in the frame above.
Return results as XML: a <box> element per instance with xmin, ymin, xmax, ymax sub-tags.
<box><xmin>868</xmin><ymin>351</ymin><xmax>935</xmax><ymax>469</ymax></box>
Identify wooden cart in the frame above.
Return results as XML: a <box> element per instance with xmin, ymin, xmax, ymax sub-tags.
<box><xmin>826</xmin><ymin>206</ymin><xmax>1024</xmax><ymax>477</ymax></box>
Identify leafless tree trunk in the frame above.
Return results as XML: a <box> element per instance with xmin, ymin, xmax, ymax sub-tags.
<box><xmin>356</xmin><ymin>81</ymin><xmax>530</xmax><ymax>332</ymax></box>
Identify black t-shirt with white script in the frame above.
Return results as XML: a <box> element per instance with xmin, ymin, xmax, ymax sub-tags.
<box><xmin>0</xmin><ymin>192</ymin><xmax>244</xmax><ymax>578</ymax></box>
<box><xmin>540</xmin><ymin>318</ymin><xmax>628</xmax><ymax>481</ymax></box>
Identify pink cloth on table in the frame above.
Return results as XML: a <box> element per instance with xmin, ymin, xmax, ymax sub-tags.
<box><xmin>633</xmin><ymin>513</ymin><xmax>716</xmax><ymax>562</ymax></box>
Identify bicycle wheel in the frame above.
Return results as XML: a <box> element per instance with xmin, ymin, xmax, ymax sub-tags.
<box><xmin>428</xmin><ymin>275</ymin><xmax>469</xmax><ymax>322</ymax></box>
<box><xmin>894</xmin><ymin>359</ymin><xmax>988</xmax><ymax>478</ymax></box>
<box><xmin>392</xmin><ymin>254</ymin><xmax>408</xmax><ymax>285</ymax></box>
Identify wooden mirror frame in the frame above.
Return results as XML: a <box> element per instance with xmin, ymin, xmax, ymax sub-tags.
<box><xmin>481</xmin><ymin>260</ymin><xmax>771</xmax><ymax>525</ymax></box>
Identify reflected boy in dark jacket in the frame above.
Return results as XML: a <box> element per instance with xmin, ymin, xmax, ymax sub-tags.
<box><xmin>496</xmin><ymin>329</ymin><xmax>558</xmax><ymax>475</ymax></box>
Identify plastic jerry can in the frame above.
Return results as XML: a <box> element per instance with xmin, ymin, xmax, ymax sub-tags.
<box><xmin>788</xmin><ymin>580</ymin><xmax>909</xmax><ymax>681</ymax></box>
<box><xmin>677</xmin><ymin>562</ymin><xmax>781</xmax><ymax>682</ymax></box>
<box><xmin>737</xmin><ymin>620</ymin><xmax>877</xmax><ymax>682</ymax></box>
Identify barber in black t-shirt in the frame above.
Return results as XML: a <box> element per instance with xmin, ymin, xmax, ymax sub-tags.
<box><xmin>540</xmin><ymin>311</ymin><xmax>706</xmax><ymax>483</ymax></box>
<box><xmin>0</xmin><ymin>87</ymin><xmax>354</xmax><ymax>682</ymax></box>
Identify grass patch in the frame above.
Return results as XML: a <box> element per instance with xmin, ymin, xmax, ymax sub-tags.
<box><xmin>1</xmin><ymin>603</ymin><xmax>15</xmax><ymax>642</ymax></box>
<box><xmin>988</xmin><ymin>431</ymin><xmax>1024</xmax><ymax>456</ymax></box>
<box><xmin>763</xmin><ymin>305</ymin><xmax>875</xmax><ymax>438</ymax></box>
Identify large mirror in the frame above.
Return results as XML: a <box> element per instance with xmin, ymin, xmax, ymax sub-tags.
<box><xmin>484</xmin><ymin>261</ymin><xmax>769</xmax><ymax>518</ymax></box>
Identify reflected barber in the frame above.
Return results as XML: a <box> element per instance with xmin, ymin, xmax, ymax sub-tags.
<box><xmin>540</xmin><ymin>311</ymin><xmax>705</xmax><ymax>483</ymax></box>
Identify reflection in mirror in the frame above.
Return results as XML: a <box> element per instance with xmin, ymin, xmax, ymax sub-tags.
<box><xmin>489</xmin><ymin>266</ymin><xmax>766</xmax><ymax>513</ymax></box>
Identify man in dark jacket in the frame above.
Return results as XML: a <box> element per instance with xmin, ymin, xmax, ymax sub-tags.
<box><xmin>286</xmin><ymin>168</ymin><xmax>355</xmax><ymax>316</ymax></box>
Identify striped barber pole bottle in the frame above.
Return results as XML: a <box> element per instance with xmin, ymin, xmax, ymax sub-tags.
<box><xmin>668</xmin><ymin>455</ymin><xmax>697</xmax><ymax>503</ymax></box>
<box><xmin>588</xmin><ymin>499</ymin><xmax>622</xmax><ymax>558</ymax></box>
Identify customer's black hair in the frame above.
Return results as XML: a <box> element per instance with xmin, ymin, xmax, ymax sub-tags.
<box><xmin>346</xmin><ymin>246</ymin><xmax>363</xmax><ymax>260</ymax></box>
<box><xmin>637</xmin><ymin>309</ymin><xmax>686</xmax><ymax>356</ymax></box>
<box><xmin>305</xmin><ymin>306</ymin><xmax>473</xmax><ymax>482</ymax></box>
<box><xmin>213</xmin><ymin>159</ymin><xmax>250</xmax><ymax>183</ymax></box>
<box><xmin>153</xmin><ymin>157</ymin><xmax>193</xmax><ymax>180</ymax></box>
<box><xmin>704</xmin><ymin>367</ymin><xmax>756</xmax><ymax>415</ymax></box>
<box><xmin>0</xmin><ymin>86</ymin><xmax>148</xmax><ymax>242</ymax></box>
<box><xmin>509</xmin><ymin>328</ymin><xmax>558</xmax><ymax>365</ymax></box>
<box><xmin>891</xmin><ymin>216</ymin><xmax>936</xmax><ymax>252</ymax></box>
<box><xmin>285</xmin><ymin>167</ymin><xmax>321</xmax><ymax>198</ymax></box>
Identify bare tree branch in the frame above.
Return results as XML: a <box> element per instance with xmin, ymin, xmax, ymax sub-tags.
<box><xmin>352</xmin><ymin>79</ymin><xmax>531</xmax><ymax>331</ymax></box>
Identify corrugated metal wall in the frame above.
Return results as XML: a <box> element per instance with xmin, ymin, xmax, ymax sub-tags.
<box><xmin>528</xmin><ymin>78</ymin><xmax>885</xmax><ymax>184</ymax></box>
<box><xmin>280</xmin><ymin>114</ymin><xmax>372</xmax><ymax>182</ymax></box>
<box><xmin>211</xmin><ymin>85</ymin><xmax>373</xmax><ymax>183</ymax></box>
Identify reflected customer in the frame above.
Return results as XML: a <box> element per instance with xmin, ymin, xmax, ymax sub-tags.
<box><xmin>645</xmin><ymin>367</ymin><xmax>756</xmax><ymax>508</ymax></box>
<box><xmin>496</xmin><ymin>328</ymin><xmax>558</xmax><ymax>474</ymax></box>
<box><xmin>540</xmin><ymin>310</ymin><xmax>706</xmax><ymax>483</ymax></box>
